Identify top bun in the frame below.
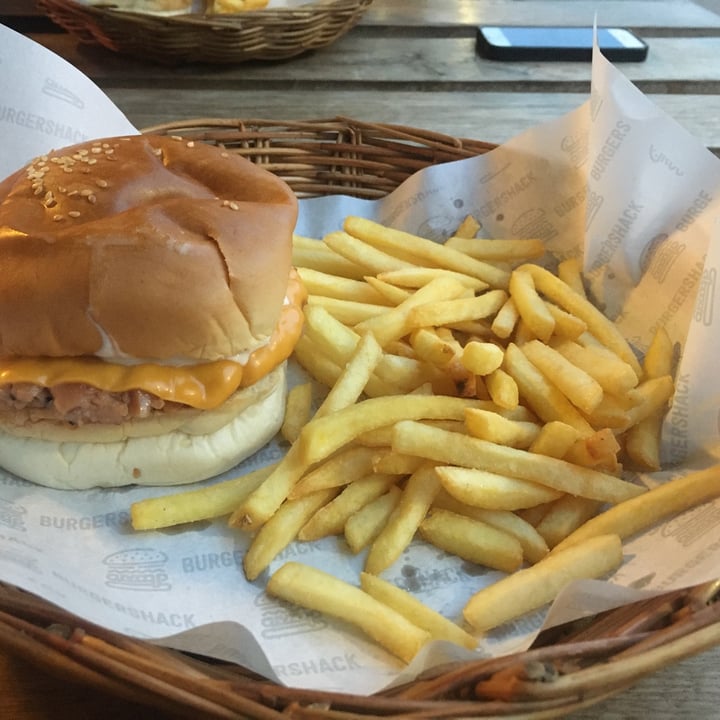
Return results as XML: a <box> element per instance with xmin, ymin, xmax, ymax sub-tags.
<box><xmin>0</xmin><ymin>135</ymin><xmax>297</xmax><ymax>362</ymax></box>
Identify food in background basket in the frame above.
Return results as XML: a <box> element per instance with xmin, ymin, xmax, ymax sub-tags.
<box><xmin>90</xmin><ymin>0</ymin><xmax>197</xmax><ymax>15</ymax></box>
<box><xmin>208</xmin><ymin>0</ymin><xmax>270</xmax><ymax>12</ymax></box>
<box><xmin>0</xmin><ymin>135</ymin><xmax>304</xmax><ymax>489</ymax></box>
<box><xmin>90</xmin><ymin>0</ymin><xmax>269</xmax><ymax>13</ymax></box>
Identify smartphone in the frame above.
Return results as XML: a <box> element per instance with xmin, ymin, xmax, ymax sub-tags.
<box><xmin>476</xmin><ymin>26</ymin><xmax>648</xmax><ymax>62</ymax></box>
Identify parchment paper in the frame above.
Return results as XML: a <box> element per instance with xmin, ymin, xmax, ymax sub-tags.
<box><xmin>1</xmin><ymin>24</ymin><xmax>719</xmax><ymax>695</ymax></box>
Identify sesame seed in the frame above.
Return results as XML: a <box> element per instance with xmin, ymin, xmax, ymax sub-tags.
<box><xmin>67</xmin><ymin>190</ymin><xmax>79</xmax><ymax>197</ymax></box>
<box><xmin>229</xmin><ymin>202</ymin><xmax>239</xmax><ymax>211</ymax></box>
<box><xmin>52</xmin><ymin>214</ymin><xmax>64</xmax><ymax>222</ymax></box>
<box><xmin>68</xmin><ymin>211</ymin><xmax>81</xmax><ymax>218</ymax></box>
<box><xmin>33</xmin><ymin>186</ymin><xmax>44</xmax><ymax>196</ymax></box>
<box><xmin>87</xmin><ymin>194</ymin><xmax>97</xmax><ymax>204</ymax></box>
<box><xmin>186</xmin><ymin>141</ymin><xmax>195</xmax><ymax>148</ymax></box>
<box><xmin>171</xmin><ymin>135</ymin><xmax>183</xmax><ymax>141</ymax></box>
<box><xmin>63</xmin><ymin>167</ymin><xmax>73</xmax><ymax>173</ymax></box>
<box><xmin>80</xmin><ymin>189</ymin><xmax>93</xmax><ymax>196</ymax></box>
<box><xmin>221</xmin><ymin>152</ymin><xmax>229</xmax><ymax>158</ymax></box>
<box><xmin>96</xmin><ymin>179</ymin><xmax>108</xmax><ymax>188</ymax></box>
<box><xmin>87</xmin><ymin>158</ymin><xmax>97</xmax><ymax>165</ymax></box>
<box><xmin>91</xmin><ymin>147</ymin><xmax>102</xmax><ymax>154</ymax></box>
<box><xmin>152</xmin><ymin>148</ymin><xmax>162</xmax><ymax>157</ymax></box>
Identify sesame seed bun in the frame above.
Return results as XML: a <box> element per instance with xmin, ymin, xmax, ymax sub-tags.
<box><xmin>0</xmin><ymin>134</ymin><xmax>298</xmax><ymax>362</ymax></box>
<box><xmin>0</xmin><ymin>135</ymin><xmax>302</xmax><ymax>489</ymax></box>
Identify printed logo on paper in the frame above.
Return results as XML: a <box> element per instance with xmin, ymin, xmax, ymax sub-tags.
<box><xmin>554</xmin><ymin>186</ymin><xmax>587</xmax><ymax>220</ymax></box>
<box><xmin>660</xmin><ymin>502</ymin><xmax>720</xmax><ymax>547</ymax></box>
<box><xmin>103</xmin><ymin>548</ymin><xmax>171</xmax><ymax>591</ymax></box>
<box><xmin>585</xmin><ymin>189</ymin><xmax>604</xmax><ymax>229</ymax></box>
<box><xmin>560</xmin><ymin>131</ymin><xmax>589</xmax><ymax>168</ymax></box>
<box><xmin>640</xmin><ymin>234</ymin><xmax>690</xmax><ymax>283</ymax></box>
<box><xmin>257</xmin><ymin>591</ymin><xmax>327</xmax><ymax>639</ymax></box>
<box><xmin>510</xmin><ymin>208</ymin><xmax>558</xmax><ymax>244</ymax></box>
<box><xmin>42</xmin><ymin>77</ymin><xmax>84</xmax><ymax>109</ymax></box>
<box><xmin>0</xmin><ymin>498</ymin><xmax>27</xmax><ymax>532</ymax></box>
<box><xmin>694</xmin><ymin>267</ymin><xmax>716</xmax><ymax>326</ymax></box>
<box><xmin>648</xmin><ymin>144</ymin><xmax>684</xmax><ymax>177</ymax></box>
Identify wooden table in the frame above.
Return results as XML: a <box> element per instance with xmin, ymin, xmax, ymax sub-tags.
<box><xmin>2</xmin><ymin>1</ymin><xmax>720</xmax><ymax>718</ymax></box>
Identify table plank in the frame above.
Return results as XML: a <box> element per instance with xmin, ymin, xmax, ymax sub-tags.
<box><xmin>569</xmin><ymin>644</ymin><xmax>720</xmax><ymax>719</ymax></box>
<box><xmin>29</xmin><ymin>33</ymin><xmax>720</xmax><ymax>92</ymax></box>
<box><xmin>363</xmin><ymin>0</ymin><xmax>720</xmax><ymax>30</ymax></box>
<box><xmin>3</xmin><ymin>0</ymin><xmax>719</xmax><ymax>31</ymax></box>
<box><xmin>110</xmin><ymin>89</ymin><xmax>720</xmax><ymax>154</ymax></box>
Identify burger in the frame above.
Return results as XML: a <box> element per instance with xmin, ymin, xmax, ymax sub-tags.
<box><xmin>0</xmin><ymin>134</ymin><xmax>305</xmax><ymax>490</ymax></box>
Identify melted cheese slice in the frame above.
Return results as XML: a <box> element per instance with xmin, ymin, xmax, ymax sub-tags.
<box><xmin>0</xmin><ymin>271</ymin><xmax>306</xmax><ymax>411</ymax></box>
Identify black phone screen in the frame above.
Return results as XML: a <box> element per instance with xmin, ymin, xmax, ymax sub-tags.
<box><xmin>476</xmin><ymin>26</ymin><xmax>648</xmax><ymax>62</ymax></box>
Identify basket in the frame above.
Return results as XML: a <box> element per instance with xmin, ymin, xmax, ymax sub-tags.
<box><xmin>36</xmin><ymin>0</ymin><xmax>374</xmax><ymax>64</ymax></box>
<box><xmin>1</xmin><ymin>117</ymin><xmax>720</xmax><ymax>718</ymax></box>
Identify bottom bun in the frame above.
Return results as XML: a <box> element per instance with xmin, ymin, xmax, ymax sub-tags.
<box><xmin>0</xmin><ymin>364</ymin><xmax>287</xmax><ymax>490</ymax></box>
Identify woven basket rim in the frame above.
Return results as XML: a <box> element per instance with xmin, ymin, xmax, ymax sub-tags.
<box><xmin>1</xmin><ymin>116</ymin><xmax>719</xmax><ymax>719</ymax></box>
<box><xmin>2</xmin><ymin>580</ymin><xmax>719</xmax><ymax>719</ymax></box>
<box><xmin>138</xmin><ymin>116</ymin><xmax>497</xmax><ymax>198</ymax></box>
<box><xmin>38</xmin><ymin>0</ymin><xmax>374</xmax><ymax>62</ymax></box>
<box><xmin>53</xmin><ymin>0</ymin><xmax>369</xmax><ymax>24</ymax></box>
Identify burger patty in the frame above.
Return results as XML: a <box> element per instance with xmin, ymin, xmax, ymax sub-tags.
<box><xmin>0</xmin><ymin>382</ymin><xmax>182</xmax><ymax>426</ymax></box>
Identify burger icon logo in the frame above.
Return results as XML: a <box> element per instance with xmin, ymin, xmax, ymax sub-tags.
<box><xmin>103</xmin><ymin>548</ymin><xmax>171</xmax><ymax>591</ymax></box>
<box><xmin>0</xmin><ymin>498</ymin><xmax>27</xmax><ymax>532</ymax></box>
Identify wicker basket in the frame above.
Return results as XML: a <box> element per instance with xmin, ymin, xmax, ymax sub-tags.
<box><xmin>37</xmin><ymin>0</ymin><xmax>374</xmax><ymax>64</ymax></box>
<box><xmin>1</xmin><ymin>117</ymin><xmax>720</xmax><ymax>718</ymax></box>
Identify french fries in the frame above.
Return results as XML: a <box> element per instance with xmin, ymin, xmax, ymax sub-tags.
<box><xmin>130</xmin><ymin>212</ymin><xmax>700</xmax><ymax>664</ymax></box>
<box><xmin>435</xmin><ymin>466</ymin><xmax>564</xmax><ymax>510</ymax></box>
<box><xmin>360</xmin><ymin>572</ymin><xmax>477</xmax><ymax>649</ymax></box>
<box><xmin>243</xmin><ymin>487</ymin><xmax>338</xmax><ymax>581</ymax></box>
<box><xmin>229</xmin><ymin>331</ymin><xmax>384</xmax><ymax>530</ymax></box>
<box><xmin>392</xmin><ymin>421</ymin><xmax>645</xmax><ymax>504</ymax></box>
<box><xmin>298</xmin><ymin>395</ymin><xmax>482</xmax><ymax>466</ymax></box>
<box><xmin>463</xmin><ymin>534</ymin><xmax>624</xmax><ymax>632</ymax></box>
<box><xmin>344</xmin><ymin>485</ymin><xmax>403</xmax><ymax>553</ymax></box>
<box><xmin>419</xmin><ymin>508</ymin><xmax>524</xmax><ymax>572</ymax></box>
<box><xmin>551</xmin><ymin>464</ymin><xmax>720</xmax><ymax>553</ymax></box>
<box><xmin>364</xmin><ymin>464</ymin><xmax>440</xmax><ymax>575</ymax></box>
<box><xmin>280</xmin><ymin>382</ymin><xmax>313</xmax><ymax>444</ymax></box>
<box><xmin>130</xmin><ymin>463</ymin><xmax>277</xmax><ymax>530</ymax></box>
<box><xmin>625</xmin><ymin>327</ymin><xmax>674</xmax><ymax>470</ymax></box>
<box><xmin>298</xmin><ymin>474</ymin><xmax>398</xmax><ymax>541</ymax></box>
<box><xmin>267</xmin><ymin>562</ymin><xmax>431</xmax><ymax>663</ymax></box>
<box><xmin>343</xmin><ymin>216</ymin><xmax>510</xmax><ymax>288</ymax></box>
